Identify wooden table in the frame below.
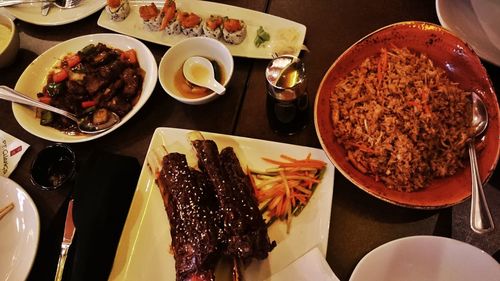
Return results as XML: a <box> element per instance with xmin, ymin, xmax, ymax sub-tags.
<box><xmin>0</xmin><ymin>1</ymin><xmax>498</xmax><ymax>280</ymax></box>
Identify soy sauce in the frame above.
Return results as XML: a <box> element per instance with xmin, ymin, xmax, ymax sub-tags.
<box><xmin>31</xmin><ymin>144</ymin><xmax>76</xmax><ymax>190</ymax></box>
<box><xmin>266</xmin><ymin>90</ymin><xmax>308</xmax><ymax>135</ymax></box>
<box><xmin>265</xmin><ymin>55</ymin><xmax>308</xmax><ymax>135</ymax></box>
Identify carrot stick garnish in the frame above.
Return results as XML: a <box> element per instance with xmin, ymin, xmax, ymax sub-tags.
<box><xmin>250</xmin><ymin>153</ymin><xmax>326</xmax><ymax>231</ymax></box>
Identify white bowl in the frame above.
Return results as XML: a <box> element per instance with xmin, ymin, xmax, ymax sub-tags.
<box><xmin>0</xmin><ymin>14</ymin><xmax>19</xmax><ymax>68</ymax></box>
<box><xmin>158</xmin><ymin>37</ymin><xmax>234</xmax><ymax>105</ymax></box>
<box><xmin>12</xmin><ymin>33</ymin><xmax>158</xmax><ymax>143</ymax></box>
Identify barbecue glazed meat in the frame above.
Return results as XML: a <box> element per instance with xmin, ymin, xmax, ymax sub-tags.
<box><xmin>157</xmin><ymin>152</ymin><xmax>220</xmax><ymax>281</ymax></box>
<box><xmin>192</xmin><ymin>140</ymin><xmax>275</xmax><ymax>261</ymax></box>
<box><xmin>219</xmin><ymin>147</ymin><xmax>275</xmax><ymax>260</ymax></box>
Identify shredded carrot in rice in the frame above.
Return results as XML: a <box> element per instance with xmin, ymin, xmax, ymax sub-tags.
<box><xmin>331</xmin><ymin>47</ymin><xmax>473</xmax><ymax>191</ymax></box>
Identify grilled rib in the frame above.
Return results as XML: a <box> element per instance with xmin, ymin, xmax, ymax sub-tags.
<box><xmin>191</xmin><ymin>140</ymin><xmax>275</xmax><ymax>261</ymax></box>
<box><xmin>219</xmin><ymin>147</ymin><xmax>276</xmax><ymax>260</ymax></box>
<box><xmin>157</xmin><ymin>152</ymin><xmax>220</xmax><ymax>281</ymax></box>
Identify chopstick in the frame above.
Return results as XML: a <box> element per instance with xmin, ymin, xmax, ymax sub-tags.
<box><xmin>0</xmin><ymin>202</ymin><xmax>14</xmax><ymax>221</ymax></box>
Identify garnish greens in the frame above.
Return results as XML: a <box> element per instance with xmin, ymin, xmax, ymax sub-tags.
<box><xmin>254</xmin><ymin>26</ymin><xmax>270</xmax><ymax>47</ymax></box>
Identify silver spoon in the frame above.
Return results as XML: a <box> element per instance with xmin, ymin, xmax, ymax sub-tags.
<box><xmin>0</xmin><ymin>86</ymin><xmax>120</xmax><ymax>134</ymax></box>
<box><xmin>183</xmin><ymin>56</ymin><xmax>226</xmax><ymax>95</ymax></box>
<box><xmin>469</xmin><ymin>92</ymin><xmax>494</xmax><ymax>234</ymax></box>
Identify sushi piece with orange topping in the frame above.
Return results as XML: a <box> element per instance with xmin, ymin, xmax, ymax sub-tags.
<box><xmin>139</xmin><ymin>2</ymin><xmax>163</xmax><ymax>31</ymax></box>
<box><xmin>160</xmin><ymin>0</ymin><xmax>180</xmax><ymax>35</ymax></box>
<box><xmin>105</xmin><ymin>0</ymin><xmax>130</xmax><ymax>22</ymax></box>
<box><xmin>222</xmin><ymin>17</ymin><xmax>247</xmax><ymax>44</ymax></box>
<box><xmin>178</xmin><ymin>11</ymin><xmax>203</xmax><ymax>37</ymax></box>
<box><xmin>202</xmin><ymin>15</ymin><xmax>223</xmax><ymax>39</ymax></box>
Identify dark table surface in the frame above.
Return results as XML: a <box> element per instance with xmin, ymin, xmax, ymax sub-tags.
<box><xmin>0</xmin><ymin>1</ymin><xmax>499</xmax><ymax>281</ymax></box>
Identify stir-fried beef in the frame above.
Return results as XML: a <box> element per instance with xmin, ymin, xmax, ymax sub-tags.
<box><xmin>84</xmin><ymin>74</ymin><xmax>106</xmax><ymax>94</ymax></box>
<box><xmin>37</xmin><ymin>42</ymin><xmax>144</xmax><ymax>133</ymax></box>
<box><xmin>104</xmin><ymin>96</ymin><xmax>131</xmax><ymax>117</ymax></box>
<box><xmin>66</xmin><ymin>80</ymin><xmax>87</xmax><ymax>96</ymax></box>
<box><xmin>121</xmin><ymin>67</ymin><xmax>141</xmax><ymax>98</ymax></box>
<box><xmin>157</xmin><ymin>152</ymin><xmax>220</xmax><ymax>281</ymax></box>
<box><xmin>192</xmin><ymin>140</ymin><xmax>275</xmax><ymax>261</ymax></box>
<box><xmin>99</xmin><ymin>59</ymin><xmax>126</xmax><ymax>80</ymax></box>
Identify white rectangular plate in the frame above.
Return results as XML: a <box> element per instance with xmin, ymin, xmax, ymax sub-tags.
<box><xmin>109</xmin><ymin>127</ymin><xmax>335</xmax><ymax>280</ymax></box>
<box><xmin>97</xmin><ymin>0</ymin><xmax>306</xmax><ymax>59</ymax></box>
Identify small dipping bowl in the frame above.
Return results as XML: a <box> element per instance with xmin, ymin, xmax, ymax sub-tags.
<box><xmin>30</xmin><ymin>143</ymin><xmax>76</xmax><ymax>190</ymax></box>
<box><xmin>0</xmin><ymin>14</ymin><xmax>19</xmax><ymax>68</ymax></box>
<box><xmin>158</xmin><ymin>37</ymin><xmax>234</xmax><ymax>105</ymax></box>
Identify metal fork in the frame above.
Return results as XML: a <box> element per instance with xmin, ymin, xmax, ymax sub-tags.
<box><xmin>0</xmin><ymin>0</ymin><xmax>81</xmax><ymax>8</ymax></box>
<box><xmin>54</xmin><ymin>0</ymin><xmax>81</xmax><ymax>9</ymax></box>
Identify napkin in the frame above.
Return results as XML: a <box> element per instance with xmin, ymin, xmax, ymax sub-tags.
<box><xmin>66</xmin><ymin>150</ymin><xmax>141</xmax><ymax>281</ymax></box>
<box><xmin>266</xmin><ymin>247</ymin><xmax>340</xmax><ymax>281</ymax></box>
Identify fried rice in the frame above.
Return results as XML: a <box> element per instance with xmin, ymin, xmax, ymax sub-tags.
<box><xmin>330</xmin><ymin>47</ymin><xmax>473</xmax><ymax>192</ymax></box>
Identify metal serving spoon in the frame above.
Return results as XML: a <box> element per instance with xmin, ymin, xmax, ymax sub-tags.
<box><xmin>469</xmin><ymin>92</ymin><xmax>494</xmax><ymax>234</ymax></box>
<box><xmin>0</xmin><ymin>86</ymin><xmax>120</xmax><ymax>134</ymax></box>
<box><xmin>183</xmin><ymin>56</ymin><xmax>226</xmax><ymax>95</ymax></box>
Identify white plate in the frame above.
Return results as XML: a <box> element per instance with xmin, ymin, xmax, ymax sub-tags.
<box><xmin>109</xmin><ymin>127</ymin><xmax>335</xmax><ymax>281</ymax></box>
<box><xmin>0</xmin><ymin>176</ymin><xmax>40</xmax><ymax>281</ymax></box>
<box><xmin>3</xmin><ymin>1</ymin><xmax>106</xmax><ymax>26</ymax></box>
<box><xmin>350</xmin><ymin>236</ymin><xmax>500</xmax><ymax>281</ymax></box>
<box><xmin>436</xmin><ymin>0</ymin><xmax>500</xmax><ymax>66</ymax></box>
<box><xmin>12</xmin><ymin>33</ymin><xmax>158</xmax><ymax>143</ymax></box>
<box><xmin>97</xmin><ymin>0</ymin><xmax>306</xmax><ymax>59</ymax></box>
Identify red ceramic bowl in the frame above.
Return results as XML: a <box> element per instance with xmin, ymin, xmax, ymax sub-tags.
<box><xmin>314</xmin><ymin>21</ymin><xmax>500</xmax><ymax>209</ymax></box>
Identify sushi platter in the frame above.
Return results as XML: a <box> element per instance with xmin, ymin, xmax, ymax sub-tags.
<box><xmin>98</xmin><ymin>0</ymin><xmax>307</xmax><ymax>59</ymax></box>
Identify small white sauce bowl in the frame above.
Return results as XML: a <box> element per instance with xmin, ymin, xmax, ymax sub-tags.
<box><xmin>158</xmin><ymin>37</ymin><xmax>234</xmax><ymax>105</ymax></box>
<box><xmin>0</xmin><ymin>14</ymin><xmax>19</xmax><ymax>68</ymax></box>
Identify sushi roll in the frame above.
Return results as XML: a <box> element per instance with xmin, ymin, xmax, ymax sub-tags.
<box><xmin>222</xmin><ymin>18</ymin><xmax>247</xmax><ymax>45</ymax></box>
<box><xmin>178</xmin><ymin>12</ymin><xmax>203</xmax><ymax>37</ymax></box>
<box><xmin>105</xmin><ymin>0</ymin><xmax>130</xmax><ymax>22</ymax></box>
<box><xmin>159</xmin><ymin>0</ymin><xmax>180</xmax><ymax>35</ymax></box>
<box><xmin>139</xmin><ymin>3</ymin><xmax>163</xmax><ymax>31</ymax></box>
<box><xmin>202</xmin><ymin>15</ymin><xmax>223</xmax><ymax>39</ymax></box>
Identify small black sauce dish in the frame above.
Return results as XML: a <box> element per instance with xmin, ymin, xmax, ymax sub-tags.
<box><xmin>31</xmin><ymin>143</ymin><xmax>76</xmax><ymax>190</ymax></box>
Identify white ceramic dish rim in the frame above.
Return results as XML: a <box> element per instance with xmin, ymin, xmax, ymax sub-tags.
<box><xmin>0</xmin><ymin>176</ymin><xmax>40</xmax><ymax>281</ymax></box>
<box><xmin>158</xmin><ymin>37</ymin><xmax>234</xmax><ymax>105</ymax></box>
<box><xmin>0</xmin><ymin>15</ymin><xmax>15</xmax><ymax>54</ymax></box>
<box><xmin>349</xmin><ymin>235</ymin><xmax>500</xmax><ymax>281</ymax></box>
<box><xmin>4</xmin><ymin>1</ymin><xmax>106</xmax><ymax>26</ymax></box>
<box><xmin>435</xmin><ymin>0</ymin><xmax>500</xmax><ymax>67</ymax></box>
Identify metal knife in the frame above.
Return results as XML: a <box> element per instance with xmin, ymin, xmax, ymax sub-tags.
<box><xmin>54</xmin><ymin>199</ymin><xmax>76</xmax><ymax>281</ymax></box>
<box><xmin>41</xmin><ymin>1</ymin><xmax>51</xmax><ymax>16</ymax></box>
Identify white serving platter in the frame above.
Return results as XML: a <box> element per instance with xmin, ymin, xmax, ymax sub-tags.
<box><xmin>109</xmin><ymin>127</ymin><xmax>335</xmax><ymax>281</ymax></box>
<box><xmin>97</xmin><ymin>0</ymin><xmax>306</xmax><ymax>59</ymax></box>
